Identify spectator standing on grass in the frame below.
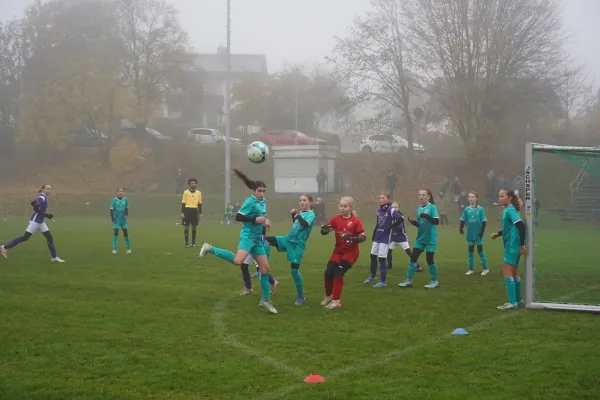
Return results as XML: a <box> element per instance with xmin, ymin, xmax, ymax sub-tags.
<box><xmin>513</xmin><ymin>175</ymin><xmax>525</xmax><ymax>197</ymax></box>
<box><xmin>176</xmin><ymin>168</ymin><xmax>185</xmax><ymax>196</ymax></box>
<box><xmin>438</xmin><ymin>176</ymin><xmax>451</xmax><ymax>198</ymax></box>
<box><xmin>387</xmin><ymin>170</ymin><xmax>397</xmax><ymax>197</ymax></box>
<box><xmin>437</xmin><ymin>192</ymin><xmax>450</xmax><ymax>226</ymax></box>
<box><xmin>314</xmin><ymin>198</ymin><xmax>327</xmax><ymax>225</ymax></box>
<box><xmin>486</xmin><ymin>170</ymin><xmax>496</xmax><ymax>204</ymax></box>
<box><xmin>316</xmin><ymin>168</ymin><xmax>327</xmax><ymax>194</ymax></box>
<box><xmin>452</xmin><ymin>177</ymin><xmax>462</xmax><ymax>202</ymax></box>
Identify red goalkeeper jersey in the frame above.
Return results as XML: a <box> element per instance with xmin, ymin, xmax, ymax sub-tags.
<box><xmin>328</xmin><ymin>214</ymin><xmax>365</xmax><ymax>252</ymax></box>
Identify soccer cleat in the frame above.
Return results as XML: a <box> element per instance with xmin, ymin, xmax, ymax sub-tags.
<box><xmin>1</xmin><ymin>245</ymin><xmax>7</xmax><ymax>259</ymax></box>
<box><xmin>240</xmin><ymin>288</ymin><xmax>254</xmax><ymax>296</ymax></box>
<box><xmin>424</xmin><ymin>280</ymin><xmax>439</xmax><ymax>289</ymax></box>
<box><xmin>192</xmin><ymin>244</ymin><xmax>197</xmax><ymax>248</ymax></box>
<box><xmin>325</xmin><ymin>300</ymin><xmax>342</xmax><ymax>309</ymax></box>
<box><xmin>481</xmin><ymin>269</ymin><xmax>490</xmax><ymax>276</ymax></box>
<box><xmin>199</xmin><ymin>243</ymin><xmax>211</xmax><ymax>257</ymax></box>
<box><xmin>126</xmin><ymin>250</ymin><xmax>132</xmax><ymax>254</ymax></box>
<box><xmin>363</xmin><ymin>277</ymin><xmax>377</xmax><ymax>285</ymax></box>
<box><xmin>112</xmin><ymin>250</ymin><xmax>117</xmax><ymax>254</ymax></box>
<box><xmin>373</xmin><ymin>281</ymin><xmax>387</xmax><ymax>288</ymax></box>
<box><xmin>295</xmin><ymin>296</ymin><xmax>306</xmax><ymax>305</ymax></box>
<box><xmin>259</xmin><ymin>300</ymin><xmax>278</xmax><ymax>314</ymax></box>
<box><xmin>398</xmin><ymin>279</ymin><xmax>413</xmax><ymax>288</ymax></box>
<box><xmin>497</xmin><ymin>302</ymin><xmax>518</xmax><ymax>310</ymax></box>
<box><xmin>270</xmin><ymin>280</ymin><xmax>280</xmax><ymax>295</ymax></box>
<box><xmin>465</xmin><ymin>270</ymin><xmax>475</xmax><ymax>275</ymax></box>
<box><xmin>185</xmin><ymin>244</ymin><xmax>189</xmax><ymax>248</ymax></box>
<box><xmin>320</xmin><ymin>295</ymin><xmax>332</xmax><ymax>306</ymax></box>
<box><xmin>517</xmin><ymin>300</ymin><xmax>526</xmax><ymax>308</ymax></box>
<box><xmin>251</xmin><ymin>271</ymin><xmax>260</xmax><ymax>278</ymax></box>
<box><xmin>51</xmin><ymin>257</ymin><xmax>65</xmax><ymax>263</ymax></box>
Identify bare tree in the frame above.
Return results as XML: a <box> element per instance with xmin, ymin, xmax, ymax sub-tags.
<box><xmin>404</xmin><ymin>0</ymin><xmax>566</xmax><ymax>160</ymax></box>
<box><xmin>553</xmin><ymin>55</ymin><xmax>593</xmax><ymax>133</ymax></box>
<box><xmin>116</xmin><ymin>0</ymin><xmax>188</xmax><ymax>126</ymax></box>
<box><xmin>328</xmin><ymin>0</ymin><xmax>421</xmax><ymax>157</ymax></box>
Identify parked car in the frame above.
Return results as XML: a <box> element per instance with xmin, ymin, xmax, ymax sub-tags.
<box><xmin>70</xmin><ymin>129</ymin><xmax>107</xmax><ymax>147</ymax></box>
<box><xmin>359</xmin><ymin>134</ymin><xmax>425</xmax><ymax>155</ymax></box>
<box><xmin>186</xmin><ymin>128</ymin><xmax>244</xmax><ymax>146</ymax></box>
<box><xmin>259</xmin><ymin>130</ymin><xmax>326</xmax><ymax>146</ymax></box>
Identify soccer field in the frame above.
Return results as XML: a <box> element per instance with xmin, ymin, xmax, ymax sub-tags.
<box><xmin>0</xmin><ymin>218</ymin><xmax>599</xmax><ymax>400</ymax></box>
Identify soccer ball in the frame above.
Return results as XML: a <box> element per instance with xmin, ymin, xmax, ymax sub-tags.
<box><xmin>247</xmin><ymin>141</ymin><xmax>270</xmax><ymax>164</ymax></box>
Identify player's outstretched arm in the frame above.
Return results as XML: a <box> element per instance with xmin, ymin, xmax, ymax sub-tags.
<box><xmin>320</xmin><ymin>224</ymin><xmax>332</xmax><ymax>235</ymax></box>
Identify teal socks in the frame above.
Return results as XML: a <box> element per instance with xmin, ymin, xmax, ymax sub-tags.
<box><xmin>260</xmin><ymin>273</ymin><xmax>271</xmax><ymax>300</ymax></box>
<box><xmin>125</xmin><ymin>236</ymin><xmax>131</xmax><ymax>250</ymax></box>
<box><xmin>290</xmin><ymin>268</ymin><xmax>304</xmax><ymax>298</ymax></box>
<box><xmin>468</xmin><ymin>252</ymin><xmax>474</xmax><ymax>270</ymax></box>
<box><xmin>479</xmin><ymin>251</ymin><xmax>488</xmax><ymax>270</ymax></box>
<box><xmin>209</xmin><ymin>246</ymin><xmax>235</xmax><ymax>264</ymax></box>
<box><xmin>407</xmin><ymin>262</ymin><xmax>416</xmax><ymax>279</ymax></box>
<box><xmin>428</xmin><ymin>264</ymin><xmax>438</xmax><ymax>281</ymax></box>
<box><xmin>515</xmin><ymin>276</ymin><xmax>522</xmax><ymax>302</ymax></box>
<box><xmin>504</xmin><ymin>277</ymin><xmax>516</xmax><ymax>304</ymax></box>
<box><xmin>112</xmin><ymin>236</ymin><xmax>118</xmax><ymax>250</ymax></box>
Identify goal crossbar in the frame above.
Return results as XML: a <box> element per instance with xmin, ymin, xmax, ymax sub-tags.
<box><xmin>525</xmin><ymin>142</ymin><xmax>600</xmax><ymax>313</ymax></box>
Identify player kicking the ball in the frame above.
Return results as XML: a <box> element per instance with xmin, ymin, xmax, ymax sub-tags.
<box><xmin>320</xmin><ymin>196</ymin><xmax>366</xmax><ymax>309</ymax></box>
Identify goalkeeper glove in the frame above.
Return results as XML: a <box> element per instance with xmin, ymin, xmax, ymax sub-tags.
<box><xmin>45</xmin><ymin>213</ymin><xmax>53</xmax><ymax>220</ymax></box>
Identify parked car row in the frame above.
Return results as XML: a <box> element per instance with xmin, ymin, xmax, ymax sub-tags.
<box><xmin>359</xmin><ymin>134</ymin><xmax>425</xmax><ymax>155</ymax></box>
<box><xmin>185</xmin><ymin>128</ymin><xmax>243</xmax><ymax>146</ymax></box>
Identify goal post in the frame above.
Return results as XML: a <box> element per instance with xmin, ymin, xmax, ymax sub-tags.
<box><xmin>525</xmin><ymin>142</ymin><xmax>600</xmax><ymax>312</ymax></box>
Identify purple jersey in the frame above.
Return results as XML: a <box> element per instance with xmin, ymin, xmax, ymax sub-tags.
<box><xmin>373</xmin><ymin>204</ymin><xmax>398</xmax><ymax>244</ymax></box>
<box><xmin>30</xmin><ymin>193</ymin><xmax>48</xmax><ymax>223</ymax></box>
<box><xmin>391</xmin><ymin>211</ymin><xmax>408</xmax><ymax>243</ymax></box>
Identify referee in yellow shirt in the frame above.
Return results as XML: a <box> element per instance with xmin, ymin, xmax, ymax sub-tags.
<box><xmin>181</xmin><ymin>178</ymin><xmax>202</xmax><ymax>248</ymax></box>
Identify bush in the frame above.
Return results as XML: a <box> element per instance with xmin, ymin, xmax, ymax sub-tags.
<box><xmin>109</xmin><ymin>139</ymin><xmax>146</xmax><ymax>173</ymax></box>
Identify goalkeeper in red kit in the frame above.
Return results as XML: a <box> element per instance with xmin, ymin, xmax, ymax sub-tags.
<box><xmin>320</xmin><ymin>196</ymin><xmax>367</xmax><ymax>309</ymax></box>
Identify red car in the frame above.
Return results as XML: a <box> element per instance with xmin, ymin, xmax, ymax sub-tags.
<box><xmin>259</xmin><ymin>130</ymin><xmax>326</xmax><ymax>146</ymax></box>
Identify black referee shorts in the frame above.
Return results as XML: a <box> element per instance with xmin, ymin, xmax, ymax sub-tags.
<box><xmin>183</xmin><ymin>208</ymin><xmax>199</xmax><ymax>227</ymax></box>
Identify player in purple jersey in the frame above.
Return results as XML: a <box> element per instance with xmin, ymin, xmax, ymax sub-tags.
<box><xmin>388</xmin><ymin>201</ymin><xmax>421</xmax><ymax>272</ymax></box>
<box><xmin>365</xmin><ymin>193</ymin><xmax>401</xmax><ymax>288</ymax></box>
<box><xmin>1</xmin><ymin>184</ymin><xmax>65</xmax><ymax>262</ymax></box>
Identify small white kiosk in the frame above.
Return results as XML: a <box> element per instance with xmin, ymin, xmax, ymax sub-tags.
<box><xmin>272</xmin><ymin>145</ymin><xmax>339</xmax><ymax>194</ymax></box>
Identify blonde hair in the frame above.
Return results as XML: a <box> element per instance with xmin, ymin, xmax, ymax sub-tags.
<box><xmin>340</xmin><ymin>196</ymin><xmax>357</xmax><ymax>216</ymax></box>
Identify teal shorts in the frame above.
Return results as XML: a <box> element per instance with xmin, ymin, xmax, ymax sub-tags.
<box><xmin>467</xmin><ymin>238</ymin><xmax>484</xmax><ymax>247</ymax></box>
<box><xmin>113</xmin><ymin>220</ymin><xmax>128</xmax><ymax>230</ymax></box>
<box><xmin>503</xmin><ymin>250</ymin><xmax>521</xmax><ymax>267</ymax></box>
<box><xmin>274</xmin><ymin>236</ymin><xmax>305</xmax><ymax>264</ymax></box>
<box><xmin>414</xmin><ymin>241</ymin><xmax>436</xmax><ymax>253</ymax></box>
<box><xmin>238</xmin><ymin>238</ymin><xmax>267</xmax><ymax>259</ymax></box>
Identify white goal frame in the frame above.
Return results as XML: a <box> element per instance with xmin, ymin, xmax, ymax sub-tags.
<box><xmin>525</xmin><ymin>142</ymin><xmax>600</xmax><ymax>312</ymax></box>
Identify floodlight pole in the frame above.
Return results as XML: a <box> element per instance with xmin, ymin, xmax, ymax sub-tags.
<box><xmin>225</xmin><ymin>0</ymin><xmax>232</xmax><ymax>208</ymax></box>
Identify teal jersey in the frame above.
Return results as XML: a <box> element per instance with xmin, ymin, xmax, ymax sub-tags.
<box><xmin>502</xmin><ymin>204</ymin><xmax>522</xmax><ymax>250</ymax></box>
<box><xmin>110</xmin><ymin>197</ymin><xmax>128</xmax><ymax>220</ymax></box>
<box><xmin>460</xmin><ymin>205</ymin><xmax>487</xmax><ymax>241</ymax></box>
<box><xmin>415</xmin><ymin>203</ymin><xmax>439</xmax><ymax>245</ymax></box>
<box><xmin>288</xmin><ymin>210</ymin><xmax>315</xmax><ymax>248</ymax></box>
<box><xmin>238</xmin><ymin>195</ymin><xmax>267</xmax><ymax>242</ymax></box>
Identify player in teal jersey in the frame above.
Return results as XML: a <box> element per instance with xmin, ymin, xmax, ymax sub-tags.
<box><xmin>110</xmin><ymin>188</ymin><xmax>131</xmax><ymax>254</ymax></box>
<box><xmin>459</xmin><ymin>191</ymin><xmax>489</xmax><ymax>275</ymax></box>
<box><xmin>199</xmin><ymin>168</ymin><xmax>277</xmax><ymax>314</ymax></box>
<box><xmin>491</xmin><ymin>188</ymin><xmax>528</xmax><ymax>310</ymax></box>
<box><xmin>265</xmin><ymin>194</ymin><xmax>315</xmax><ymax>305</ymax></box>
<box><xmin>399</xmin><ymin>189</ymin><xmax>440</xmax><ymax>289</ymax></box>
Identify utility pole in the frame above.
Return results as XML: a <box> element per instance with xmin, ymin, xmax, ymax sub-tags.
<box><xmin>225</xmin><ymin>0</ymin><xmax>232</xmax><ymax>207</ymax></box>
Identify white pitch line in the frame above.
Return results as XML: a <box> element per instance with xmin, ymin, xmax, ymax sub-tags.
<box><xmin>210</xmin><ymin>295</ymin><xmax>307</xmax><ymax>378</ymax></box>
<box><xmin>256</xmin><ymin>286</ymin><xmax>597</xmax><ymax>400</ymax></box>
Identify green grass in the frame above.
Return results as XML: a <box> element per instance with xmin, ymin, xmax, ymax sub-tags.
<box><xmin>0</xmin><ymin>217</ymin><xmax>599</xmax><ymax>400</ymax></box>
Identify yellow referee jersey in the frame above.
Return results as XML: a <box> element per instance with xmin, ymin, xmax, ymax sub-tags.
<box><xmin>182</xmin><ymin>190</ymin><xmax>202</xmax><ymax>208</ymax></box>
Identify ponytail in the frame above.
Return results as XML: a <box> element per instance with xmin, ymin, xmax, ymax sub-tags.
<box><xmin>503</xmin><ymin>188</ymin><xmax>521</xmax><ymax>212</ymax></box>
<box><xmin>38</xmin><ymin>184</ymin><xmax>49</xmax><ymax>194</ymax></box>
<box><xmin>233</xmin><ymin>168</ymin><xmax>266</xmax><ymax>191</ymax></box>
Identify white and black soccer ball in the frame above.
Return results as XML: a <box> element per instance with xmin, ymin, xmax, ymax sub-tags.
<box><xmin>247</xmin><ymin>141</ymin><xmax>270</xmax><ymax>164</ymax></box>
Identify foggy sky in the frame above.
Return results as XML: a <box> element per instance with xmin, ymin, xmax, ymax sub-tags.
<box><xmin>2</xmin><ymin>0</ymin><xmax>599</xmax><ymax>83</ymax></box>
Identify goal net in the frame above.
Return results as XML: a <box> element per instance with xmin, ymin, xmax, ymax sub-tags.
<box><xmin>525</xmin><ymin>143</ymin><xmax>600</xmax><ymax>312</ymax></box>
